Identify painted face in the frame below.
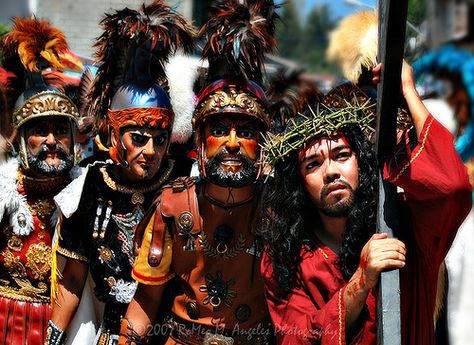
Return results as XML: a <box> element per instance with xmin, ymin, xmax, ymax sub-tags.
<box><xmin>202</xmin><ymin>114</ymin><xmax>260</xmax><ymax>188</ymax></box>
<box><xmin>24</xmin><ymin>117</ymin><xmax>74</xmax><ymax>176</ymax></box>
<box><xmin>119</xmin><ymin>126</ymin><xmax>169</xmax><ymax>181</ymax></box>
<box><xmin>298</xmin><ymin>136</ymin><xmax>359</xmax><ymax>217</ymax></box>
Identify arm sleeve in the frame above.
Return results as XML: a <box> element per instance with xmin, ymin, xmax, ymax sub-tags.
<box><xmin>384</xmin><ymin>115</ymin><xmax>472</xmax><ymax>259</ymax></box>
<box><xmin>131</xmin><ymin>211</ymin><xmax>175</xmax><ymax>285</ymax></box>
<box><xmin>262</xmin><ymin>254</ymin><xmax>350</xmax><ymax>345</ymax></box>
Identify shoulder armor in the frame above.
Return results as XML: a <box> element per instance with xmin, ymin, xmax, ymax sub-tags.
<box><xmin>145</xmin><ymin>177</ymin><xmax>201</xmax><ymax>267</ymax></box>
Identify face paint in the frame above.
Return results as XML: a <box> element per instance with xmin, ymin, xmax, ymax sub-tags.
<box><xmin>202</xmin><ymin>114</ymin><xmax>261</xmax><ymax>188</ymax></box>
<box><xmin>120</xmin><ymin>126</ymin><xmax>169</xmax><ymax>181</ymax></box>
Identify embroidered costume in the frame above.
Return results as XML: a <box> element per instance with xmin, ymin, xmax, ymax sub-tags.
<box><xmin>50</xmin><ymin>2</ymin><xmax>194</xmax><ymax>344</ymax></box>
<box><xmin>0</xmin><ymin>159</ymin><xmax>82</xmax><ymax>344</ymax></box>
<box><xmin>55</xmin><ymin>160</ymin><xmax>172</xmax><ymax>341</ymax></box>
<box><xmin>121</xmin><ymin>1</ymin><xmax>279</xmax><ymax>344</ymax></box>
<box><xmin>0</xmin><ymin>18</ymin><xmax>82</xmax><ymax>344</ymax></box>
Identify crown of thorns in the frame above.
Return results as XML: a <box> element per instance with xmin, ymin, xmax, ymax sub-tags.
<box><xmin>262</xmin><ymin>97</ymin><xmax>376</xmax><ymax>166</ymax></box>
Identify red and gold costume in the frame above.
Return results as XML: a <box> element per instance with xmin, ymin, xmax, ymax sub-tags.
<box><xmin>0</xmin><ymin>160</ymin><xmax>76</xmax><ymax>344</ymax></box>
<box><xmin>0</xmin><ymin>17</ymin><xmax>82</xmax><ymax>344</ymax></box>
<box><xmin>262</xmin><ymin>116</ymin><xmax>472</xmax><ymax>345</ymax></box>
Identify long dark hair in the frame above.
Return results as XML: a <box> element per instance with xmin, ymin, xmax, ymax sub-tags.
<box><xmin>261</xmin><ymin>123</ymin><xmax>378</xmax><ymax>292</ymax></box>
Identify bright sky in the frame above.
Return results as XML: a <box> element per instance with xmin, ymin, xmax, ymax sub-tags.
<box><xmin>303</xmin><ymin>0</ymin><xmax>378</xmax><ymax>19</ymax></box>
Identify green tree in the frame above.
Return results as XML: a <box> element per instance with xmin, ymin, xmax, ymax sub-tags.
<box><xmin>300</xmin><ymin>5</ymin><xmax>336</xmax><ymax>73</ymax></box>
<box><xmin>408</xmin><ymin>0</ymin><xmax>426</xmax><ymax>27</ymax></box>
<box><xmin>276</xmin><ymin>1</ymin><xmax>336</xmax><ymax>73</ymax></box>
<box><xmin>275</xmin><ymin>0</ymin><xmax>303</xmax><ymax>59</ymax></box>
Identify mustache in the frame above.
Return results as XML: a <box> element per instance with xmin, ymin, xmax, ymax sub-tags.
<box><xmin>320</xmin><ymin>180</ymin><xmax>354</xmax><ymax>200</ymax></box>
<box><xmin>204</xmin><ymin>148</ymin><xmax>259</xmax><ymax>188</ymax></box>
<box><xmin>208</xmin><ymin>148</ymin><xmax>254</xmax><ymax>166</ymax></box>
<box><xmin>35</xmin><ymin>144</ymin><xmax>69</xmax><ymax>160</ymax></box>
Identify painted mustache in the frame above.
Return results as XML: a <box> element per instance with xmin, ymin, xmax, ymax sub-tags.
<box><xmin>204</xmin><ymin>148</ymin><xmax>258</xmax><ymax>188</ymax></box>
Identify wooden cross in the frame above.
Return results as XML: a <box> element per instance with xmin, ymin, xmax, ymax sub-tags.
<box><xmin>375</xmin><ymin>1</ymin><xmax>409</xmax><ymax>344</ymax></box>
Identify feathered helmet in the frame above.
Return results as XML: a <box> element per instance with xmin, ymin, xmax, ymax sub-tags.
<box><xmin>87</xmin><ymin>0</ymin><xmax>194</xmax><ymax>167</ymax></box>
<box><xmin>193</xmin><ymin>0</ymin><xmax>278</xmax><ymax>132</ymax></box>
<box><xmin>1</xmin><ymin>17</ymin><xmax>83</xmax><ymax>168</ymax></box>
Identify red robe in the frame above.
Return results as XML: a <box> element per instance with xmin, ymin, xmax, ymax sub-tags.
<box><xmin>261</xmin><ymin>116</ymin><xmax>472</xmax><ymax>345</ymax></box>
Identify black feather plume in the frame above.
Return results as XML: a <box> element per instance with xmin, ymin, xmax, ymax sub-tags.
<box><xmin>88</xmin><ymin>0</ymin><xmax>195</xmax><ymax>129</ymax></box>
<box><xmin>266</xmin><ymin>69</ymin><xmax>323</xmax><ymax>132</ymax></box>
<box><xmin>200</xmin><ymin>0</ymin><xmax>279</xmax><ymax>85</ymax></box>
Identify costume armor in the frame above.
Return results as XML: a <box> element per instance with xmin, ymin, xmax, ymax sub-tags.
<box><xmin>50</xmin><ymin>1</ymin><xmax>194</xmax><ymax>344</ymax></box>
<box><xmin>0</xmin><ymin>17</ymin><xmax>82</xmax><ymax>344</ymax></box>
<box><xmin>125</xmin><ymin>1</ymin><xmax>279</xmax><ymax>344</ymax></box>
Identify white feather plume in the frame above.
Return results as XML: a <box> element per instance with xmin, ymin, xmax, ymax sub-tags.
<box><xmin>0</xmin><ymin>158</ymin><xmax>34</xmax><ymax>236</ymax></box>
<box><xmin>166</xmin><ymin>53</ymin><xmax>200</xmax><ymax>144</ymax></box>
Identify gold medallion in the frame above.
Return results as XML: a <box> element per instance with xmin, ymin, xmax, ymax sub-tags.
<box><xmin>98</xmin><ymin>246</ymin><xmax>113</xmax><ymax>262</ymax></box>
<box><xmin>178</xmin><ymin>211</ymin><xmax>194</xmax><ymax>231</ymax></box>
<box><xmin>106</xmin><ymin>276</ymin><xmax>117</xmax><ymax>287</ymax></box>
<box><xmin>131</xmin><ymin>192</ymin><xmax>145</xmax><ymax>205</ymax></box>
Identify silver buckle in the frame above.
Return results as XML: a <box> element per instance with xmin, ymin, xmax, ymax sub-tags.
<box><xmin>203</xmin><ymin>332</ymin><xmax>235</xmax><ymax>345</ymax></box>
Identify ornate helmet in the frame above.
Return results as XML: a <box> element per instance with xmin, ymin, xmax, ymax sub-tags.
<box><xmin>193</xmin><ymin>0</ymin><xmax>279</xmax><ymax>132</ymax></box>
<box><xmin>86</xmin><ymin>0</ymin><xmax>195</xmax><ymax>167</ymax></box>
<box><xmin>1</xmin><ymin>17</ymin><xmax>83</xmax><ymax>168</ymax></box>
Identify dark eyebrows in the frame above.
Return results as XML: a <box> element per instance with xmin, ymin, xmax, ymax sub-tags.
<box><xmin>299</xmin><ymin>153</ymin><xmax>317</xmax><ymax>164</ymax></box>
<box><xmin>331</xmin><ymin>144</ymin><xmax>352</xmax><ymax>153</ymax></box>
<box><xmin>299</xmin><ymin>144</ymin><xmax>352</xmax><ymax>164</ymax></box>
<box><xmin>209</xmin><ymin>119</ymin><xmax>229</xmax><ymax>128</ymax></box>
<box><xmin>238</xmin><ymin>122</ymin><xmax>258</xmax><ymax>131</ymax></box>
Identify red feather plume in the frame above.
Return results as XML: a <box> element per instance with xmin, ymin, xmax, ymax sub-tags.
<box><xmin>2</xmin><ymin>17</ymin><xmax>81</xmax><ymax>73</ymax></box>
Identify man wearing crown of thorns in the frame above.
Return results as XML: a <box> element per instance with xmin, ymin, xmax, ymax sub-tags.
<box><xmin>259</xmin><ymin>49</ymin><xmax>472</xmax><ymax>345</ymax></box>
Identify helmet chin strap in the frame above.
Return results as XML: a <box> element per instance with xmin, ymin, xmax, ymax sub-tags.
<box><xmin>116</xmin><ymin>133</ymin><xmax>130</xmax><ymax>169</ymax></box>
<box><xmin>18</xmin><ymin>127</ymin><xmax>30</xmax><ymax>169</ymax></box>
<box><xmin>255</xmin><ymin>145</ymin><xmax>263</xmax><ymax>181</ymax></box>
<box><xmin>199</xmin><ymin>139</ymin><xmax>208</xmax><ymax>179</ymax></box>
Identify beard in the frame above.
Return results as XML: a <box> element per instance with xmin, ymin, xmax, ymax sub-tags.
<box><xmin>318</xmin><ymin>180</ymin><xmax>355</xmax><ymax>217</ymax></box>
<box><xmin>204</xmin><ymin>149</ymin><xmax>259</xmax><ymax>188</ymax></box>
<box><xmin>27</xmin><ymin>144</ymin><xmax>74</xmax><ymax>176</ymax></box>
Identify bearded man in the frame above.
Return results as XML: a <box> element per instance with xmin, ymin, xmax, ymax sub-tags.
<box><xmin>46</xmin><ymin>2</ymin><xmax>195</xmax><ymax>345</ymax></box>
<box><xmin>260</xmin><ymin>60</ymin><xmax>472</xmax><ymax>345</ymax></box>
<box><xmin>0</xmin><ymin>18</ymin><xmax>82</xmax><ymax>344</ymax></box>
<box><xmin>118</xmin><ymin>1</ymin><xmax>279</xmax><ymax>344</ymax></box>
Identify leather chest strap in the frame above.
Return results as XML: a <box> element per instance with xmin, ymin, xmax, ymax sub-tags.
<box><xmin>148</xmin><ymin>178</ymin><xmax>200</xmax><ymax>267</ymax></box>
